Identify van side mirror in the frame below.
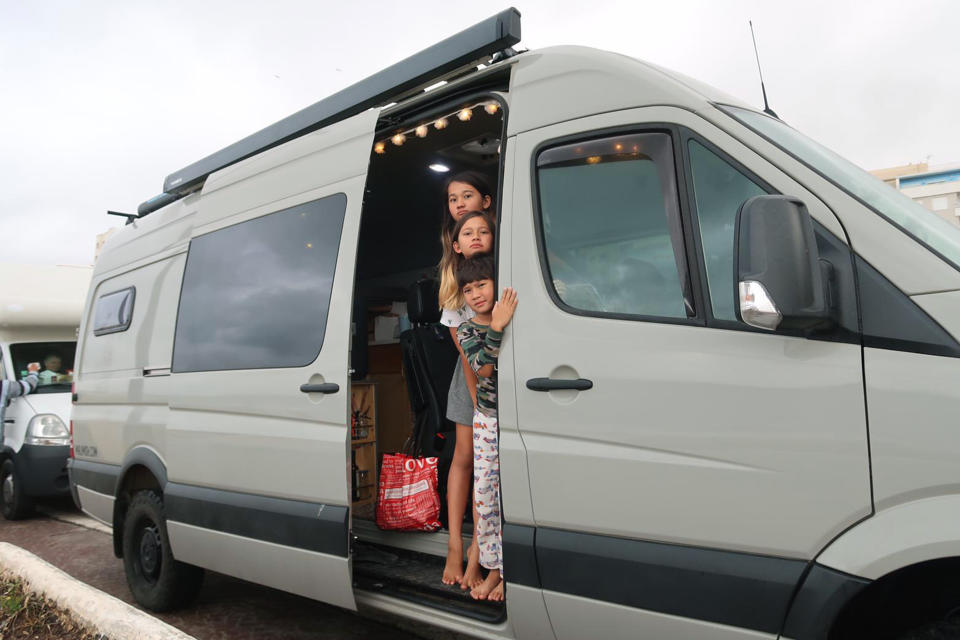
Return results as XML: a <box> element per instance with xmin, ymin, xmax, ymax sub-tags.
<box><xmin>734</xmin><ymin>195</ymin><xmax>833</xmax><ymax>331</ymax></box>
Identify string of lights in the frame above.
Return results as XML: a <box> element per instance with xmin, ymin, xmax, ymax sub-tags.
<box><xmin>373</xmin><ymin>101</ymin><xmax>500</xmax><ymax>155</ymax></box>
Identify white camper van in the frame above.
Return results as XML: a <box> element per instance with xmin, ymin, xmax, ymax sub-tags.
<box><xmin>1</xmin><ymin>263</ymin><xmax>90</xmax><ymax>519</ymax></box>
<box><xmin>69</xmin><ymin>9</ymin><xmax>960</xmax><ymax>640</ymax></box>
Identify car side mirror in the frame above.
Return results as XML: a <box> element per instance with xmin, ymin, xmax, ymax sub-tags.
<box><xmin>734</xmin><ymin>195</ymin><xmax>833</xmax><ymax>331</ymax></box>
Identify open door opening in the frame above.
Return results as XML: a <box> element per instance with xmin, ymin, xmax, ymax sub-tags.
<box><xmin>349</xmin><ymin>86</ymin><xmax>508</xmax><ymax>622</ymax></box>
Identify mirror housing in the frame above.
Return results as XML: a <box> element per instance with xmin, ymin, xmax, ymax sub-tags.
<box><xmin>734</xmin><ymin>195</ymin><xmax>833</xmax><ymax>331</ymax></box>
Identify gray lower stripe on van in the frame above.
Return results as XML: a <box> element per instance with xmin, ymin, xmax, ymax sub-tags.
<box><xmin>69</xmin><ymin>460</ymin><xmax>120</xmax><ymax>495</ymax></box>
<box><xmin>782</xmin><ymin>564</ymin><xmax>871</xmax><ymax>640</ymax></box>
<box><xmin>502</xmin><ymin>524</ymin><xmax>540</xmax><ymax>588</ymax></box>
<box><xmin>164</xmin><ymin>483</ymin><xmax>348</xmax><ymax>557</ymax></box>
<box><xmin>535</xmin><ymin>527</ymin><xmax>807</xmax><ymax>634</ymax></box>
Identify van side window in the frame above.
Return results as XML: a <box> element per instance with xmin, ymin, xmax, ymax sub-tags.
<box><xmin>686</xmin><ymin>140</ymin><xmax>767</xmax><ymax>321</ymax></box>
<box><xmin>535</xmin><ymin>132</ymin><xmax>690</xmax><ymax>319</ymax></box>
<box><xmin>93</xmin><ymin>287</ymin><xmax>136</xmax><ymax>336</ymax></box>
<box><xmin>172</xmin><ymin>193</ymin><xmax>347</xmax><ymax>373</ymax></box>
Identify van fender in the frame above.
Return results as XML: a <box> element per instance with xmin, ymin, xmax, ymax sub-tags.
<box><xmin>112</xmin><ymin>446</ymin><xmax>168</xmax><ymax>558</ymax></box>
<box><xmin>817</xmin><ymin>494</ymin><xmax>960</xmax><ymax>580</ymax></box>
<box><xmin>117</xmin><ymin>446</ymin><xmax>168</xmax><ymax>491</ymax></box>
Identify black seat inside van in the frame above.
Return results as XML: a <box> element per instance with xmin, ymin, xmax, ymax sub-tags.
<box><xmin>399</xmin><ymin>279</ymin><xmax>458</xmax><ymax>461</ymax></box>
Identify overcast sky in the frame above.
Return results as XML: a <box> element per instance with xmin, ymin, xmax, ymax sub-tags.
<box><xmin>3</xmin><ymin>0</ymin><xmax>958</xmax><ymax>266</ymax></box>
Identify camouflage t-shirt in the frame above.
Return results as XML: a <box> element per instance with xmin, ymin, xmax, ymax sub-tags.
<box><xmin>456</xmin><ymin>320</ymin><xmax>504</xmax><ymax>418</ymax></box>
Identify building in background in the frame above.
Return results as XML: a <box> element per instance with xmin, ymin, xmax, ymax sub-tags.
<box><xmin>871</xmin><ymin>162</ymin><xmax>960</xmax><ymax>227</ymax></box>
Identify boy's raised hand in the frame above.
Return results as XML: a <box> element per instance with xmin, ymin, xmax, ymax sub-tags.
<box><xmin>490</xmin><ymin>287</ymin><xmax>518</xmax><ymax>332</ymax></box>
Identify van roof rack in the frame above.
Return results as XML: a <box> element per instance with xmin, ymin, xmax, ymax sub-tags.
<box><xmin>136</xmin><ymin>7</ymin><xmax>521</xmax><ymax>218</ymax></box>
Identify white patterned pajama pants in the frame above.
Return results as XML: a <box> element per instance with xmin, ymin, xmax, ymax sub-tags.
<box><xmin>473</xmin><ymin>410</ymin><xmax>503</xmax><ymax>573</ymax></box>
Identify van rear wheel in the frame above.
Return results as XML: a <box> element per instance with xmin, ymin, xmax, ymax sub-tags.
<box><xmin>0</xmin><ymin>459</ymin><xmax>33</xmax><ymax>520</ymax></box>
<box><xmin>122</xmin><ymin>490</ymin><xmax>203</xmax><ymax>611</ymax></box>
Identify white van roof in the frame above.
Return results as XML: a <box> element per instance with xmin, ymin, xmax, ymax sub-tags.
<box><xmin>0</xmin><ymin>264</ymin><xmax>92</xmax><ymax>337</ymax></box>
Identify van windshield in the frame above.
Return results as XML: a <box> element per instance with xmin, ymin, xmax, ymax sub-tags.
<box><xmin>721</xmin><ymin>105</ymin><xmax>960</xmax><ymax>272</ymax></box>
<box><xmin>9</xmin><ymin>341</ymin><xmax>76</xmax><ymax>394</ymax></box>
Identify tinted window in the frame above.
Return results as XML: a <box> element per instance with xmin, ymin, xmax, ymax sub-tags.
<box><xmin>687</xmin><ymin>140</ymin><xmax>767</xmax><ymax>321</ymax></box>
<box><xmin>93</xmin><ymin>287</ymin><xmax>135</xmax><ymax>335</ymax></box>
<box><xmin>536</xmin><ymin>132</ymin><xmax>689</xmax><ymax>319</ymax></box>
<box><xmin>173</xmin><ymin>193</ymin><xmax>347</xmax><ymax>373</ymax></box>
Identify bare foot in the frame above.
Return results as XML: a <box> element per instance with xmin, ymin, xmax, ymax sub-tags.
<box><xmin>442</xmin><ymin>542</ymin><xmax>464</xmax><ymax>585</ymax></box>
<box><xmin>471</xmin><ymin>569</ymin><xmax>502</xmax><ymax>600</ymax></box>
<box><xmin>487</xmin><ymin>579</ymin><xmax>505</xmax><ymax>602</ymax></box>
<box><xmin>460</xmin><ymin>543</ymin><xmax>483</xmax><ymax>590</ymax></box>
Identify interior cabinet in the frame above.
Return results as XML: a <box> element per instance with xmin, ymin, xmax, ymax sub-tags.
<box><xmin>351</xmin><ymin>381</ymin><xmax>377</xmax><ymax>506</ymax></box>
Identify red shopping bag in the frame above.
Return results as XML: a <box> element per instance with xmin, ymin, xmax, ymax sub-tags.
<box><xmin>376</xmin><ymin>453</ymin><xmax>442</xmax><ymax>532</ymax></box>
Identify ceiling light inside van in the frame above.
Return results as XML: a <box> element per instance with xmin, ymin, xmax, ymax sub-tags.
<box><xmin>429</xmin><ymin>163</ymin><xmax>450</xmax><ymax>173</ymax></box>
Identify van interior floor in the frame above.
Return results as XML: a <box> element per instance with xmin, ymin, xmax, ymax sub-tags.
<box><xmin>353</xmin><ymin>540</ymin><xmax>506</xmax><ymax>623</ymax></box>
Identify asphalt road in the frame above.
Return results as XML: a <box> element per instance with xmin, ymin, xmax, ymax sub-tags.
<box><xmin>0</xmin><ymin>498</ymin><xmax>452</xmax><ymax>640</ymax></box>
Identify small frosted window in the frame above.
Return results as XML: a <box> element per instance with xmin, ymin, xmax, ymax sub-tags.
<box><xmin>93</xmin><ymin>287</ymin><xmax>135</xmax><ymax>336</ymax></box>
<box><xmin>932</xmin><ymin>197</ymin><xmax>949</xmax><ymax>211</ymax></box>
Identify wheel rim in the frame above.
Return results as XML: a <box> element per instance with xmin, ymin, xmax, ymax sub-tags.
<box><xmin>137</xmin><ymin>523</ymin><xmax>162</xmax><ymax>583</ymax></box>
<box><xmin>2</xmin><ymin>472</ymin><xmax>14</xmax><ymax>506</ymax></box>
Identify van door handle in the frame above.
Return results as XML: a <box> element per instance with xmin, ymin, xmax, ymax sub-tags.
<box><xmin>300</xmin><ymin>383</ymin><xmax>340</xmax><ymax>394</ymax></box>
<box><xmin>525</xmin><ymin>378</ymin><xmax>593</xmax><ymax>392</ymax></box>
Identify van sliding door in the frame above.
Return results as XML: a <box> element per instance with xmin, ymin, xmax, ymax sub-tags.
<box><xmin>164</xmin><ymin>109</ymin><xmax>379</xmax><ymax>610</ymax></box>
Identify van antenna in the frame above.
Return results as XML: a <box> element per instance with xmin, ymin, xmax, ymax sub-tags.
<box><xmin>749</xmin><ymin>20</ymin><xmax>778</xmax><ymax>119</ymax></box>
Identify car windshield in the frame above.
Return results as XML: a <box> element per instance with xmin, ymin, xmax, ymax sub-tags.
<box><xmin>721</xmin><ymin>105</ymin><xmax>960</xmax><ymax>272</ymax></box>
<box><xmin>9</xmin><ymin>341</ymin><xmax>76</xmax><ymax>394</ymax></box>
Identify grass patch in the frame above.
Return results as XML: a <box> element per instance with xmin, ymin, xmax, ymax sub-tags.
<box><xmin>0</xmin><ymin>576</ymin><xmax>106</xmax><ymax>639</ymax></box>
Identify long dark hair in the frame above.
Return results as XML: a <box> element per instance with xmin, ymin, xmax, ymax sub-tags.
<box><xmin>439</xmin><ymin>171</ymin><xmax>495</xmax><ymax>310</ymax></box>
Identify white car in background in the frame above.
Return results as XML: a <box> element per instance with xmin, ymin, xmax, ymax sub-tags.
<box><xmin>0</xmin><ymin>263</ymin><xmax>91</xmax><ymax>519</ymax></box>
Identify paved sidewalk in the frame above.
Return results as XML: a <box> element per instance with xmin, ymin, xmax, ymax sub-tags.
<box><xmin>0</xmin><ymin>501</ymin><xmax>432</xmax><ymax>640</ymax></box>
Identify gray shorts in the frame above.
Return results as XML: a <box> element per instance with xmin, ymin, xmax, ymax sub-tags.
<box><xmin>446</xmin><ymin>359</ymin><xmax>475</xmax><ymax>426</ymax></box>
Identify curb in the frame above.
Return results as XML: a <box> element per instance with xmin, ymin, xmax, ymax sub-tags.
<box><xmin>0</xmin><ymin>542</ymin><xmax>196</xmax><ymax>640</ymax></box>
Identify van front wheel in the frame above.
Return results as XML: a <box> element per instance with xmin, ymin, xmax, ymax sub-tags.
<box><xmin>122</xmin><ymin>490</ymin><xmax>204</xmax><ymax>611</ymax></box>
<box><xmin>0</xmin><ymin>459</ymin><xmax>33</xmax><ymax>520</ymax></box>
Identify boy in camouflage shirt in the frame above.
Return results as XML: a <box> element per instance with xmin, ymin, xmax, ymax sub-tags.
<box><xmin>455</xmin><ymin>255</ymin><xmax>518</xmax><ymax>602</ymax></box>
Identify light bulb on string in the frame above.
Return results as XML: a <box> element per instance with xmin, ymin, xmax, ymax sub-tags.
<box><xmin>434</xmin><ymin>118</ymin><xmax>448</xmax><ymax>130</ymax></box>
<box><xmin>374</xmin><ymin>141</ymin><xmax>386</xmax><ymax>155</ymax></box>
<box><xmin>484</xmin><ymin>102</ymin><xmax>499</xmax><ymax>115</ymax></box>
<box><xmin>415</xmin><ymin>125</ymin><xmax>429</xmax><ymax>138</ymax></box>
<box><xmin>458</xmin><ymin>108</ymin><xmax>473</xmax><ymax>121</ymax></box>
<box><xmin>391</xmin><ymin>132</ymin><xmax>406</xmax><ymax>146</ymax></box>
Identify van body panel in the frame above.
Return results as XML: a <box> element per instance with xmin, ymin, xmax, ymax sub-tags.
<box><xmin>76</xmin><ymin>485</ymin><xmax>114</xmax><ymax>525</ymax></box>
<box><xmin>508</xmin><ymin>104</ymin><xmax>869</xmax><ymax>637</ymax></box>
<box><xmin>862</xmin><ymin>348</ymin><xmax>960</xmax><ymax>510</ymax></box>
<box><xmin>168</xmin><ymin>521</ymin><xmax>355</xmax><ymax>610</ymax></box>
<box><xmin>92</xmin><ymin>196</ymin><xmax>197</xmax><ymax>277</ymax></box>
<box><xmin>507</xmin><ymin>47</ymin><xmax>715</xmax><ymax>138</ymax></box>
<box><xmin>816</xmin><ymin>494</ymin><xmax>960</xmax><ymax>580</ymax></box>
<box><xmin>693</xmin><ymin>107</ymin><xmax>960</xmax><ymax>296</ymax></box>
<box><xmin>78</xmin><ymin>254</ymin><xmax>185</xmax><ymax>376</ymax></box>
<box><xmin>494</xmin><ymin>137</ymin><xmax>539</xmax><ymax>528</ymax></box>
<box><xmin>540</xmin><ymin>591</ymin><xmax>774</xmax><ymax>640</ymax></box>
<box><xmin>194</xmin><ymin>110</ymin><xmax>379</xmax><ymax>233</ymax></box>
<box><xmin>510</xmin><ymin>107</ymin><xmax>870</xmax><ymax>557</ymax></box>
<box><xmin>912</xmin><ymin>289</ymin><xmax>960</xmax><ymax>342</ymax></box>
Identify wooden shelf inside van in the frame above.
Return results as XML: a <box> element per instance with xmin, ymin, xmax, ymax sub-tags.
<box><xmin>351</xmin><ymin>382</ymin><xmax>378</xmax><ymax>507</ymax></box>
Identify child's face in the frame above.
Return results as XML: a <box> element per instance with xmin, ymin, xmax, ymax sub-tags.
<box><xmin>462</xmin><ymin>278</ymin><xmax>496</xmax><ymax>314</ymax></box>
<box><xmin>453</xmin><ymin>217</ymin><xmax>493</xmax><ymax>258</ymax></box>
<box><xmin>447</xmin><ymin>181</ymin><xmax>491</xmax><ymax>221</ymax></box>
<box><xmin>44</xmin><ymin>356</ymin><xmax>62</xmax><ymax>372</ymax></box>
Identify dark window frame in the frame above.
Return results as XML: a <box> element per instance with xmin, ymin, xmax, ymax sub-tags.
<box><xmin>92</xmin><ymin>286</ymin><xmax>136</xmax><ymax>336</ymax></box>
<box><xmin>678</xmin><ymin>127</ymin><xmax>862</xmax><ymax>344</ymax></box>
<box><xmin>531</xmin><ymin>124</ymin><xmax>705</xmax><ymax>326</ymax></box>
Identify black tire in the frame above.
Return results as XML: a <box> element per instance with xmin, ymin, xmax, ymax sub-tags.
<box><xmin>0</xmin><ymin>459</ymin><xmax>33</xmax><ymax>520</ymax></box>
<box><xmin>122</xmin><ymin>490</ymin><xmax>204</xmax><ymax>611</ymax></box>
<box><xmin>898</xmin><ymin>616</ymin><xmax>960</xmax><ymax>640</ymax></box>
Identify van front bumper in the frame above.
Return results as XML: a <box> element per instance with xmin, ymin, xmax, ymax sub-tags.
<box><xmin>13</xmin><ymin>444</ymin><xmax>71</xmax><ymax>497</ymax></box>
